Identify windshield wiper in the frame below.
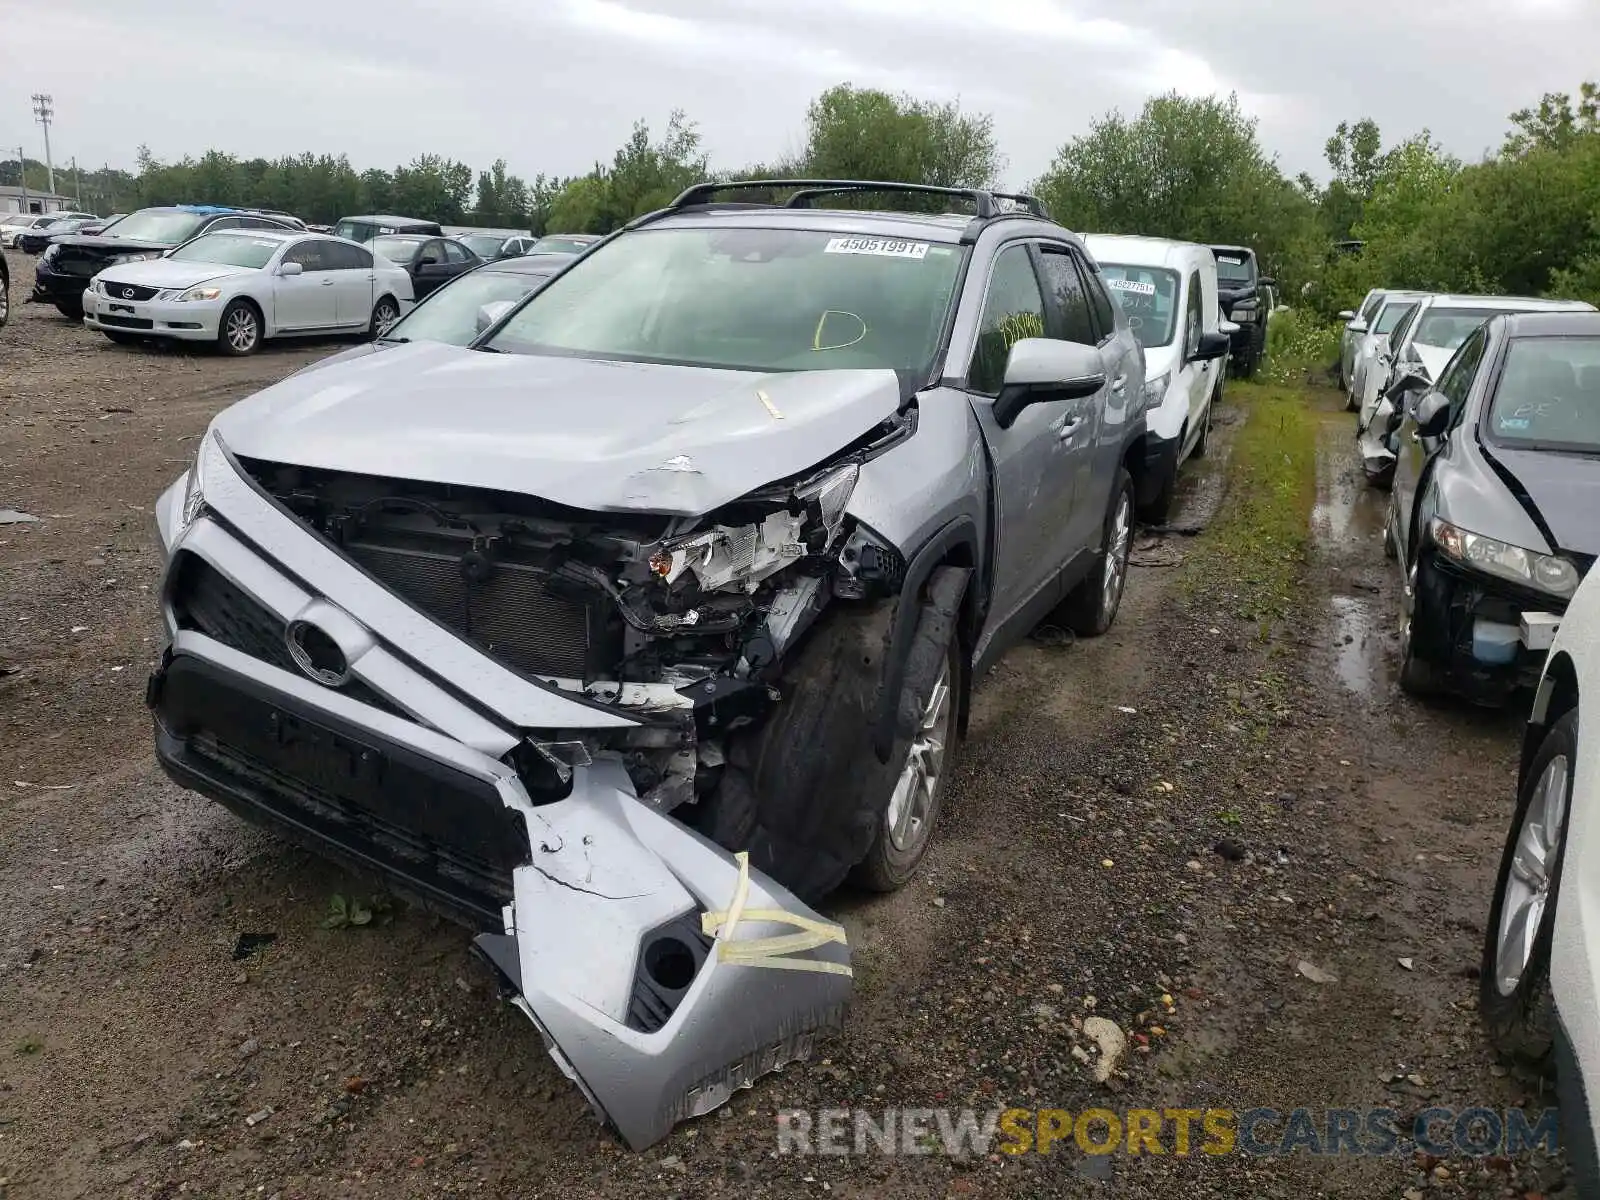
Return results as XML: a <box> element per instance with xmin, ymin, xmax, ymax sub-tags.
<box><xmin>472</xmin><ymin>343</ymin><xmax>504</xmax><ymax>353</ymax></box>
<box><xmin>379</xmin><ymin>336</ymin><xmax>410</xmax><ymax>345</ymax></box>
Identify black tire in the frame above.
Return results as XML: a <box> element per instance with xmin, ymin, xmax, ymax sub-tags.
<box><xmin>1059</xmin><ymin>468</ymin><xmax>1134</xmax><ymax>637</ymax></box>
<box><xmin>369</xmin><ymin>295</ymin><xmax>400</xmax><ymax>340</ymax></box>
<box><xmin>691</xmin><ymin>567</ymin><xmax>967</xmax><ymax>903</ymax></box>
<box><xmin>1480</xmin><ymin>709</ymin><xmax>1576</xmax><ymax>1070</ymax></box>
<box><xmin>55</xmin><ymin>299</ymin><xmax>83</xmax><ymax>320</ymax></box>
<box><xmin>1364</xmin><ymin>458</ymin><xmax>1395</xmax><ymax>491</ymax></box>
<box><xmin>1345</xmin><ymin>387</ymin><xmax>1359</xmax><ymax>413</ymax></box>
<box><xmin>1192</xmin><ymin>389</ymin><xmax>1215</xmax><ymax>460</ymax></box>
<box><xmin>1139</xmin><ymin>464</ymin><xmax>1176</xmax><ymax>525</ymax></box>
<box><xmin>1398</xmin><ymin>559</ymin><xmax>1446</xmax><ymax>697</ymax></box>
<box><xmin>854</xmin><ymin>581</ymin><xmax>964</xmax><ymax>894</ymax></box>
<box><xmin>218</xmin><ymin>299</ymin><xmax>262</xmax><ymax>357</ymax></box>
<box><xmin>0</xmin><ymin>267</ymin><xmax>9</xmax><ymax>330</ymax></box>
<box><xmin>1381</xmin><ymin>512</ymin><xmax>1396</xmax><ymax>560</ymax></box>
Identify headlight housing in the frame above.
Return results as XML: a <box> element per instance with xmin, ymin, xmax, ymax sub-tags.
<box><xmin>180</xmin><ymin>436</ymin><xmax>210</xmax><ymax>532</ymax></box>
<box><xmin>1142</xmin><ymin>370</ymin><xmax>1172</xmax><ymax>409</ymax></box>
<box><xmin>1430</xmin><ymin>518</ymin><xmax>1580</xmax><ymax>598</ymax></box>
<box><xmin>109</xmin><ymin>251</ymin><xmax>161</xmax><ymax>267</ymax></box>
<box><xmin>175</xmin><ymin>286</ymin><xmax>222</xmax><ymax>302</ymax></box>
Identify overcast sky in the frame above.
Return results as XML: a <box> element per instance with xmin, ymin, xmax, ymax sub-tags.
<box><xmin>3</xmin><ymin>0</ymin><xmax>1596</xmax><ymax>192</ymax></box>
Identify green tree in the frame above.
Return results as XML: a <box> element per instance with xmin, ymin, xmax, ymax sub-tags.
<box><xmin>800</xmin><ymin>84</ymin><xmax>1002</xmax><ymax>189</ymax></box>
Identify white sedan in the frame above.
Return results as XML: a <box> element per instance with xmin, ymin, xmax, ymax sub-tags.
<box><xmin>83</xmin><ymin>230</ymin><xmax>414</xmax><ymax>355</ymax></box>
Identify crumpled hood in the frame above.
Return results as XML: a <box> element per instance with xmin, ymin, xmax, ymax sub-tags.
<box><xmin>98</xmin><ymin>258</ymin><xmax>255</xmax><ymax>291</ymax></box>
<box><xmin>212</xmin><ymin>342</ymin><xmax>902</xmax><ymax>515</ymax></box>
<box><xmin>1482</xmin><ymin>445</ymin><xmax>1600</xmax><ymax>558</ymax></box>
<box><xmin>1414</xmin><ymin>343</ymin><xmax>1455</xmax><ymax>381</ymax></box>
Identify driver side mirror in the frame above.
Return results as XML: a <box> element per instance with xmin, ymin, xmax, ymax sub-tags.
<box><xmin>475</xmin><ymin>300</ymin><xmax>515</xmax><ymax>334</ymax></box>
<box><xmin>1415</xmin><ymin>389</ymin><xmax>1451</xmax><ymax>439</ymax></box>
<box><xmin>1337</xmin><ymin>310</ymin><xmax>1357</xmax><ymax>321</ymax></box>
<box><xmin>278</xmin><ymin>261</ymin><xmax>303</xmax><ymax>277</ymax></box>
<box><xmin>419</xmin><ymin>255</ymin><xmax>439</xmax><ymax>267</ymax></box>
<box><xmin>1347</xmin><ymin>318</ymin><xmax>1369</xmax><ymax>334</ymax></box>
<box><xmin>992</xmin><ymin>338</ymin><xmax>1105</xmax><ymax>429</ymax></box>
<box><xmin>1189</xmin><ymin>331</ymin><xmax>1231</xmax><ymax>363</ymax></box>
<box><xmin>1259</xmin><ymin>276</ymin><xmax>1276</xmax><ymax>288</ymax></box>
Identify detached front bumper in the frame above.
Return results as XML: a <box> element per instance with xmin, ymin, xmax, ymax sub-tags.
<box><xmin>30</xmin><ymin>260</ymin><xmax>93</xmax><ymax>304</ymax></box>
<box><xmin>84</xmin><ymin>288</ymin><xmax>222</xmax><ymax>340</ymax></box>
<box><xmin>149</xmin><ymin>439</ymin><xmax>853</xmax><ymax>1149</ymax></box>
<box><xmin>1412</xmin><ymin>555</ymin><xmax>1566</xmax><ymax>702</ymax></box>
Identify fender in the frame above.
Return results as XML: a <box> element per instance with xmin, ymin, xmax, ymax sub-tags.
<box><xmin>872</xmin><ymin>517</ymin><xmax>978</xmax><ymax>762</ymax></box>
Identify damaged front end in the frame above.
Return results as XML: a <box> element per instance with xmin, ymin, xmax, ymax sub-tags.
<box><xmin>148</xmin><ymin>429</ymin><xmax>895</xmax><ymax>1148</ymax></box>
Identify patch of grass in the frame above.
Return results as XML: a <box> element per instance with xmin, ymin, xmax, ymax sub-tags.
<box><xmin>1263</xmin><ymin>310</ymin><xmax>1341</xmax><ymax>388</ymax></box>
<box><xmin>15</xmin><ymin>1037</ymin><xmax>43</xmax><ymax>1055</ymax></box>
<box><xmin>1187</xmin><ymin>380</ymin><xmax>1318</xmax><ymax>633</ymax></box>
<box><xmin>322</xmin><ymin>892</ymin><xmax>394</xmax><ymax>930</ymax></box>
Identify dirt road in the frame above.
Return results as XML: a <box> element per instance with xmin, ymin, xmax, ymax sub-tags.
<box><xmin>0</xmin><ymin>249</ymin><xmax>1573</xmax><ymax>1197</ymax></box>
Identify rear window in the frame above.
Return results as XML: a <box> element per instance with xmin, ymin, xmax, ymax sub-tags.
<box><xmin>373</xmin><ymin>236</ymin><xmax>425</xmax><ymax>264</ymax></box>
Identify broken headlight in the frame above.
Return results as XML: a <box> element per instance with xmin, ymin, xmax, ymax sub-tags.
<box><xmin>1430</xmin><ymin>518</ymin><xmax>1580</xmax><ymax>599</ymax></box>
<box><xmin>658</xmin><ymin>463</ymin><xmax>860</xmax><ymax>593</ymax></box>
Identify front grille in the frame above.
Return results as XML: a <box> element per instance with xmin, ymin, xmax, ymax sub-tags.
<box><xmin>106</xmin><ymin>282</ymin><xmax>160</xmax><ymax>301</ymax></box>
<box><xmin>97</xmin><ymin>314</ymin><xmax>155</xmax><ymax>330</ymax></box>
<box><xmin>170</xmin><ymin>552</ymin><xmax>401</xmax><ymax>715</ymax></box>
<box><xmin>344</xmin><ymin>538</ymin><xmax>593</xmax><ymax>679</ymax></box>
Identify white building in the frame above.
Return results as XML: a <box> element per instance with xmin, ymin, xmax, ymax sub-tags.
<box><xmin>0</xmin><ymin>185</ymin><xmax>79</xmax><ymax>215</ymax></box>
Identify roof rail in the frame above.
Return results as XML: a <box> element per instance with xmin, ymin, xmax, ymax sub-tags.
<box><xmin>666</xmin><ymin>179</ymin><xmax>1051</xmax><ymax>221</ymax></box>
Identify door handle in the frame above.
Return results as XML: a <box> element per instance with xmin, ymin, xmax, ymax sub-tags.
<box><xmin>1110</xmin><ymin>375</ymin><xmax>1127</xmax><ymax>394</ymax></box>
<box><xmin>321</xmin><ymin>278</ymin><xmax>335</xmax><ymax>286</ymax></box>
<box><xmin>1057</xmin><ymin>416</ymin><xmax>1086</xmax><ymax>442</ymax></box>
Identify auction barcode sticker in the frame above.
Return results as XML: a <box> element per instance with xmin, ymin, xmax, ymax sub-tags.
<box><xmin>824</xmin><ymin>237</ymin><xmax>930</xmax><ymax>259</ymax></box>
<box><xmin>1107</xmin><ymin>279</ymin><xmax>1157</xmax><ymax>296</ymax></box>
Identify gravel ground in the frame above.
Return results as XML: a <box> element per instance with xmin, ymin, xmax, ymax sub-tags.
<box><xmin>0</xmin><ymin>248</ymin><xmax>1574</xmax><ymax>1198</ymax></box>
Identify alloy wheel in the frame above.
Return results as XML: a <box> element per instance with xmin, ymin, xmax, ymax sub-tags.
<box><xmin>1102</xmin><ymin>490</ymin><xmax>1132</xmax><ymax>618</ymax></box>
<box><xmin>374</xmin><ymin>300</ymin><xmax>398</xmax><ymax>335</ymax></box>
<box><xmin>226</xmin><ymin>307</ymin><xmax>259</xmax><ymax>353</ymax></box>
<box><xmin>885</xmin><ymin>657</ymin><xmax>952</xmax><ymax>854</ymax></box>
<box><xmin>0</xmin><ymin>282</ymin><xmax>9</xmax><ymax>326</ymax></box>
<box><xmin>1494</xmin><ymin>754</ymin><xmax>1570</xmax><ymax>995</ymax></box>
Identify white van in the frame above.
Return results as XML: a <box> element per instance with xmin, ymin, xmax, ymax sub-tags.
<box><xmin>1084</xmin><ymin>234</ymin><xmax>1232</xmax><ymax>521</ymax></box>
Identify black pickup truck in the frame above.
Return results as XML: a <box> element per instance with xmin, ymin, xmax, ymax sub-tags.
<box><xmin>1209</xmin><ymin>244</ymin><xmax>1274</xmax><ymax>378</ymax></box>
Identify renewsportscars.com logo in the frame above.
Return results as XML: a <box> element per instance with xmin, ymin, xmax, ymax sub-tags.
<box><xmin>776</xmin><ymin>1106</ymin><xmax>1561</xmax><ymax>1158</ymax></box>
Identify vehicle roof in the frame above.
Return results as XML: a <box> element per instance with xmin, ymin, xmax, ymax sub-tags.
<box><xmin>1209</xmin><ymin>244</ymin><xmax>1255</xmax><ymax>256</ymax></box>
<box><xmin>1083</xmin><ymin>233</ymin><xmax>1214</xmax><ymax>269</ymax></box>
<box><xmin>196</xmin><ymin>228</ymin><xmax>305</xmax><ymax>242</ymax></box>
<box><xmin>1422</xmin><ymin>293</ymin><xmax>1591</xmax><ymax>312</ymax></box>
<box><xmin>342</xmin><ymin>214</ymin><xmax>440</xmax><ymax>226</ymax></box>
<box><xmin>642</xmin><ymin>204</ymin><xmax>1059</xmax><ymax>245</ymax></box>
<box><xmin>1499</xmin><ymin>310</ymin><xmax>1600</xmax><ymax>337</ymax></box>
<box><xmin>373</xmin><ymin>232</ymin><xmax>434</xmax><ymax>242</ymax></box>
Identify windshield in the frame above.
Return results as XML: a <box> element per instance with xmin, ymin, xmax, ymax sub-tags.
<box><xmin>1414</xmin><ymin>308</ymin><xmax>1504</xmax><ymax>351</ymax></box>
<box><xmin>1096</xmin><ymin>264</ymin><xmax>1180</xmax><ymax>348</ymax></box>
<box><xmin>387</xmin><ymin>269</ymin><xmax>555</xmax><ymax>346</ymax></box>
<box><xmin>105</xmin><ymin>210</ymin><xmax>209</xmax><ymax>244</ymax></box>
<box><xmin>1485</xmin><ymin>337</ymin><xmax>1600</xmax><ymax>451</ymax></box>
<box><xmin>531</xmin><ymin>236</ymin><xmax>596</xmax><ymax>254</ymax></box>
<box><xmin>1374</xmin><ymin>300</ymin><xmax>1417</xmax><ymax>335</ymax></box>
<box><xmin>1213</xmin><ymin>252</ymin><xmax>1254</xmax><ymax>284</ymax></box>
<box><xmin>458</xmin><ymin>235</ymin><xmax>505</xmax><ymax>257</ymax></box>
<box><xmin>373</xmin><ymin>236</ymin><xmax>425</xmax><ymax>264</ymax></box>
<box><xmin>167</xmin><ymin>233</ymin><xmax>281</xmax><ymax>269</ymax></box>
<box><xmin>486</xmin><ymin>226</ymin><xmax>966</xmax><ymax>374</ymax></box>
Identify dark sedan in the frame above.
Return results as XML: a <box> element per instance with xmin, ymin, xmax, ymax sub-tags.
<box><xmin>371</xmin><ymin>234</ymin><xmax>483</xmax><ymax>299</ymax></box>
<box><xmin>1387</xmin><ymin>310</ymin><xmax>1600</xmax><ymax>702</ymax></box>
<box><xmin>17</xmin><ymin>216</ymin><xmax>101</xmax><ymax>254</ymax></box>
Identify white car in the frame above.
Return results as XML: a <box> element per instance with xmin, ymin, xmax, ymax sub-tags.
<box><xmin>1482</xmin><ymin>562</ymin><xmax>1600</xmax><ymax>1193</ymax></box>
<box><xmin>83</xmin><ymin>230</ymin><xmax>414</xmax><ymax>355</ymax></box>
<box><xmin>0</xmin><ymin>212</ymin><xmax>88</xmax><ymax>248</ymax></box>
<box><xmin>1085</xmin><ymin>234</ymin><xmax>1232</xmax><ymax>522</ymax></box>
<box><xmin>1337</xmin><ymin>287</ymin><xmax>1395</xmax><ymax>399</ymax></box>
<box><xmin>1346</xmin><ymin>291</ymin><xmax>1426</xmax><ymax>412</ymax></box>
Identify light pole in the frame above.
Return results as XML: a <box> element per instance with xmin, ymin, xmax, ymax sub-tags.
<box><xmin>31</xmin><ymin>92</ymin><xmax>56</xmax><ymax>196</ymax></box>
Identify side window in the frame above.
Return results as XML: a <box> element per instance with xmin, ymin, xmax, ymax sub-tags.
<box><xmin>967</xmin><ymin>245</ymin><xmax>1047</xmax><ymax>396</ymax></box>
<box><xmin>1389</xmin><ymin>303</ymin><xmax>1419</xmax><ymax>355</ymax></box>
<box><xmin>1080</xmin><ymin>259</ymin><xmax>1117</xmax><ymax>343</ymax></box>
<box><xmin>284</xmin><ymin>240</ymin><xmax>330</xmax><ymax>272</ymax></box>
<box><xmin>1438</xmin><ymin>327</ymin><xmax>1487</xmax><ymax>428</ymax></box>
<box><xmin>443</xmin><ymin>240</ymin><xmax>470</xmax><ymax>264</ymax></box>
<box><xmin>419</xmin><ymin>239</ymin><xmax>444</xmax><ymax>264</ymax></box>
<box><xmin>205</xmin><ymin>216</ymin><xmax>241</xmax><ymax>232</ymax></box>
<box><xmin>1037</xmin><ymin>248</ymin><xmax>1097</xmax><ymax>346</ymax></box>
<box><xmin>1359</xmin><ymin>291</ymin><xmax>1385</xmax><ymax>320</ymax></box>
<box><xmin>1184</xmin><ymin>270</ymin><xmax>1203</xmax><ymax>357</ymax></box>
<box><xmin>323</xmin><ymin>241</ymin><xmax>371</xmax><ymax>270</ymax></box>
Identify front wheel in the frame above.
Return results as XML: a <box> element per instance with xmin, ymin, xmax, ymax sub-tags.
<box><xmin>1480</xmin><ymin>710</ymin><xmax>1575</xmax><ymax>1069</ymax></box>
<box><xmin>1398</xmin><ymin>560</ymin><xmax>1446</xmax><ymax>697</ymax></box>
<box><xmin>218</xmin><ymin>299</ymin><xmax>262</xmax><ymax>356</ymax></box>
<box><xmin>1059</xmin><ymin>469</ymin><xmax>1134</xmax><ymax>637</ymax></box>
<box><xmin>0</xmin><ymin>274</ymin><xmax>9</xmax><ymax>329</ymax></box>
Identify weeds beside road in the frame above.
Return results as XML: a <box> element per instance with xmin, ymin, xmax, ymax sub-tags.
<box><xmin>0</xmin><ymin>253</ymin><xmax>1569</xmax><ymax>1197</ymax></box>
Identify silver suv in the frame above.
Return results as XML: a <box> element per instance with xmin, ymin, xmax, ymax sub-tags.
<box><xmin>146</xmin><ymin>180</ymin><xmax>1148</xmax><ymax>1148</ymax></box>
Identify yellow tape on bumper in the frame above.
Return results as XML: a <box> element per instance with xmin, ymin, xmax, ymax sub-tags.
<box><xmin>700</xmin><ymin>851</ymin><xmax>852</xmax><ymax>977</ymax></box>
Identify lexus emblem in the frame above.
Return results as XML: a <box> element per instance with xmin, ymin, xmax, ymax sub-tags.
<box><xmin>285</xmin><ymin>619</ymin><xmax>351</xmax><ymax>687</ymax></box>
<box><xmin>122</xmin><ymin>287</ymin><xmax>135</xmax><ymax>299</ymax></box>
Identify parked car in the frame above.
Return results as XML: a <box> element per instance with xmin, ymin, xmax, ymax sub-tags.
<box><xmin>0</xmin><ymin>251</ymin><xmax>9</xmax><ymax>333</ymax></box>
<box><xmin>1338</xmin><ymin>287</ymin><xmax>1398</xmax><ymax>397</ymax></box>
<box><xmin>297</xmin><ymin>251</ymin><xmax>578</xmax><ymax>373</ymax></box>
<box><xmin>84</xmin><ymin>230</ymin><xmax>413</xmax><ymax>354</ymax></box>
<box><xmin>17</xmin><ymin>215</ymin><xmax>102</xmax><ymax>254</ymax></box>
<box><xmin>1385</xmin><ymin>310</ymin><xmax>1600</xmax><ymax>701</ymax></box>
<box><xmin>1208</xmin><ymin>244</ymin><xmax>1273</xmax><ymax>377</ymax></box>
<box><xmin>331</xmin><ymin>214</ymin><xmax>443</xmax><ymax>244</ymax></box>
<box><xmin>2</xmin><ymin>211</ymin><xmax>94</xmax><ymax>248</ymax></box>
<box><xmin>1085</xmin><ymin>234</ymin><xmax>1231</xmax><ymax>521</ymax></box>
<box><xmin>32</xmin><ymin>206</ymin><xmax>300</xmax><ymax>319</ymax></box>
<box><xmin>145</xmin><ymin>178</ymin><xmax>1147</xmax><ymax>1150</ymax></box>
<box><xmin>1346</xmin><ymin>291</ymin><xmax>1426</xmax><ymax>414</ymax></box>
<box><xmin>1480</xmin><ymin>569</ymin><xmax>1600</xmax><ymax>1198</ymax></box>
<box><xmin>453</xmin><ymin>232</ymin><xmax>517</xmax><ymax>261</ymax></box>
<box><xmin>1358</xmin><ymin>294</ymin><xmax>1596</xmax><ymax>484</ymax></box>
<box><xmin>519</xmin><ymin>233</ymin><xmax>601</xmax><ymax>256</ymax></box>
<box><xmin>371</xmin><ymin>233</ymin><xmax>483</xmax><ymax>299</ymax></box>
